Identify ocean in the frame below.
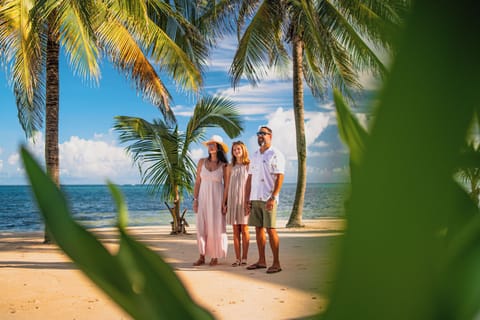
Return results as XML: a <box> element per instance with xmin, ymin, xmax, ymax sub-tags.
<box><xmin>0</xmin><ymin>183</ymin><xmax>347</xmax><ymax>233</ymax></box>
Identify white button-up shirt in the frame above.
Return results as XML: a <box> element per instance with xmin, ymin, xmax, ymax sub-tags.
<box><xmin>248</xmin><ymin>146</ymin><xmax>285</xmax><ymax>202</ymax></box>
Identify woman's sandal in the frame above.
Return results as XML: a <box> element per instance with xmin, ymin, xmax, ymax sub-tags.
<box><xmin>193</xmin><ymin>258</ymin><xmax>205</xmax><ymax>266</ymax></box>
<box><xmin>209</xmin><ymin>258</ymin><xmax>218</xmax><ymax>266</ymax></box>
<box><xmin>241</xmin><ymin>259</ymin><xmax>247</xmax><ymax>265</ymax></box>
<box><xmin>232</xmin><ymin>259</ymin><xmax>241</xmax><ymax>267</ymax></box>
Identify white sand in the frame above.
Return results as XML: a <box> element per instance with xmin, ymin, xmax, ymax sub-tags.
<box><xmin>0</xmin><ymin>219</ymin><xmax>345</xmax><ymax>320</ymax></box>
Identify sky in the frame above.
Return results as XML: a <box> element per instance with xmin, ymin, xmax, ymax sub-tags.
<box><xmin>0</xmin><ymin>35</ymin><xmax>376</xmax><ymax>185</ymax></box>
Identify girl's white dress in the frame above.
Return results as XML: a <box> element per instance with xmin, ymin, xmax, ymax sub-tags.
<box><xmin>226</xmin><ymin>164</ymin><xmax>249</xmax><ymax>225</ymax></box>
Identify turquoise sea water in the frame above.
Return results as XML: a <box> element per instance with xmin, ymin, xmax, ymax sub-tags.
<box><xmin>0</xmin><ymin>183</ymin><xmax>347</xmax><ymax>232</ymax></box>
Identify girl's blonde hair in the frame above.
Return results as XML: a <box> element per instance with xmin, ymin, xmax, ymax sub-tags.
<box><xmin>231</xmin><ymin>141</ymin><xmax>250</xmax><ymax>166</ymax></box>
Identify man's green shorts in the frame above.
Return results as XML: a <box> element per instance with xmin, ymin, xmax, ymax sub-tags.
<box><xmin>248</xmin><ymin>200</ymin><xmax>277</xmax><ymax>228</ymax></box>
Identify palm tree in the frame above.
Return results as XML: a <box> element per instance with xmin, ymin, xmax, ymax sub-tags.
<box><xmin>113</xmin><ymin>95</ymin><xmax>243</xmax><ymax>234</ymax></box>
<box><xmin>0</xmin><ymin>0</ymin><xmax>207</xmax><ymax>241</ymax></box>
<box><xmin>227</xmin><ymin>0</ymin><xmax>408</xmax><ymax>227</ymax></box>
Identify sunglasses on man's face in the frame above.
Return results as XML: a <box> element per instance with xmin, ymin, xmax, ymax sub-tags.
<box><xmin>256</xmin><ymin>131</ymin><xmax>271</xmax><ymax>136</ymax></box>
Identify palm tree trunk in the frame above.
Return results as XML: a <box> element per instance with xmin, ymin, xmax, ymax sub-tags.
<box><xmin>287</xmin><ymin>35</ymin><xmax>306</xmax><ymax>228</ymax></box>
<box><xmin>173</xmin><ymin>186</ymin><xmax>182</xmax><ymax>234</ymax></box>
<box><xmin>44</xmin><ymin>19</ymin><xmax>60</xmax><ymax>243</ymax></box>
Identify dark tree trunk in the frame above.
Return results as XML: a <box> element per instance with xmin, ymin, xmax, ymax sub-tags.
<box><xmin>287</xmin><ymin>35</ymin><xmax>306</xmax><ymax>228</ymax></box>
<box><xmin>44</xmin><ymin>20</ymin><xmax>60</xmax><ymax>243</ymax></box>
<box><xmin>166</xmin><ymin>186</ymin><xmax>188</xmax><ymax>234</ymax></box>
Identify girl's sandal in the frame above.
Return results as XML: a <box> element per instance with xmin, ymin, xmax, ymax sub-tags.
<box><xmin>240</xmin><ymin>259</ymin><xmax>247</xmax><ymax>265</ymax></box>
<box><xmin>231</xmin><ymin>259</ymin><xmax>241</xmax><ymax>267</ymax></box>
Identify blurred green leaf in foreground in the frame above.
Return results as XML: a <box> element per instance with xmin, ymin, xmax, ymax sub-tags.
<box><xmin>21</xmin><ymin>146</ymin><xmax>213</xmax><ymax>320</ymax></box>
<box><xmin>324</xmin><ymin>0</ymin><xmax>480</xmax><ymax>319</ymax></box>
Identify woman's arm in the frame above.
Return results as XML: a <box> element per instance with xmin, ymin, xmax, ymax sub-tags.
<box><xmin>222</xmin><ymin>163</ymin><xmax>230</xmax><ymax>215</ymax></box>
<box><xmin>192</xmin><ymin>159</ymin><xmax>204</xmax><ymax>213</ymax></box>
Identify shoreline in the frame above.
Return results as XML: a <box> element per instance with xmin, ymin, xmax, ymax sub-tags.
<box><xmin>0</xmin><ymin>216</ymin><xmax>345</xmax><ymax>235</ymax></box>
<box><xmin>0</xmin><ymin>218</ymin><xmax>345</xmax><ymax>319</ymax></box>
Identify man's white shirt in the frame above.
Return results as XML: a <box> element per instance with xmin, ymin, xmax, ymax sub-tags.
<box><xmin>248</xmin><ymin>146</ymin><xmax>285</xmax><ymax>202</ymax></box>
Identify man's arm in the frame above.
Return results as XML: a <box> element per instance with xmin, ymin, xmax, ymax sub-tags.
<box><xmin>270</xmin><ymin>173</ymin><xmax>284</xmax><ymax>200</ymax></box>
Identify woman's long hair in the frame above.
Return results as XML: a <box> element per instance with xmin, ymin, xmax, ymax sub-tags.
<box><xmin>208</xmin><ymin>143</ymin><xmax>228</xmax><ymax>164</ymax></box>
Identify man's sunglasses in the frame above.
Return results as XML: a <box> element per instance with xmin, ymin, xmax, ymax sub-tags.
<box><xmin>256</xmin><ymin>131</ymin><xmax>271</xmax><ymax>136</ymax></box>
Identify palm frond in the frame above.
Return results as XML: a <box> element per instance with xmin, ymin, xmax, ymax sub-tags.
<box><xmin>194</xmin><ymin>0</ymin><xmax>238</xmax><ymax>45</ymax></box>
<box><xmin>336</xmin><ymin>0</ymin><xmax>410</xmax><ymax>49</ymax></box>
<box><xmin>55</xmin><ymin>0</ymin><xmax>101</xmax><ymax>83</ymax></box>
<box><xmin>319</xmin><ymin>0</ymin><xmax>388</xmax><ymax>77</ymax></box>
<box><xmin>142</xmin><ymin>0</ymin><xmax>206</xmax><ymax>91</ymax></box>
<box><xmin>235</xmin><ymin>0</ymin><xmax>259</xmax><ymax>40</ymax></box>
<box><xmin>114</xmin><ymin>116</ymin><xmax>175</xmax><ymax>196</ymax></box>
<box><xmin>0</xmin><ymin>0</ymin><xmax>46</xmax><ymax>136</ymax></box>
<box><xmin>185</xmin><ymin>95</ymin><xmax>243</xmax><ymax>146</ymax></box>
<box><xmin>114</xmin><ymin>95</ymin><xmax>243</xmax><ymax>202</ymax></box>
<box><xmin>96</xmin><ymin>6</ymin><xmax>175</xmax><ymax>122</ymax></box>
<box><xmin>230</xmin><ymin>0</ymin><xmax>287</xmax><ymax>87</ymax></box>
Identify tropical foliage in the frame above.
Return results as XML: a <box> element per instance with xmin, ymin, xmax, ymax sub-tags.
<box><xmin>18</xmin><ymin>1</ymin><xmax>480</xmax><ymax>319</ymax></box>
<box><xmin>226</xmin><ymin>0</ymin><xmax>409</xmax><ymax>227</ymax></box>
<box><xmin>113</xmin><ymin>95</ymin><xmax>243</xmax><ymax>234</ymax></box>
<box><xmin>324</xmin><ymin>0</ymin><xmax>480</xmax><ymax>319</ymax></box>
<box><xmin>0</xmin><ymin>0</ymin><xmax>209</xmax><ymax>241</ymax></box>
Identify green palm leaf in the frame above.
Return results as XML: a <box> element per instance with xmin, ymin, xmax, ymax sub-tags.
<box><xmin>333</xmin><ymin>88</ymin><xmax>368</xmax><ymax>168</ymax></box>
<box><xmin>114</xmin><ymin>95</ymin><xmax>243</xmax><ymax>203</ymax></box>
<box><xmin>0</xmin><ymin>0</ymin><xmax>45</xmax><ymax>136</ymax></box>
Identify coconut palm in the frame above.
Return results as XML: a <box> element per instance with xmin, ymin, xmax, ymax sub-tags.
<box><xmin>0</xmin><ymin>0</ymin><xmax>207</xmax><ymax>241</ymax></box>
<box><xmin>113</xmin><ymin>95</ymin><xmax>243</xmax><ymax>234</ymax></box>
<box><xmin>227</xmin><ymin>0</ymin><xmax>409</xmax><ymax>227</ymax></box>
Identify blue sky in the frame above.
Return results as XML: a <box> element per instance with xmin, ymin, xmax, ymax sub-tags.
<box><xmin>0</xmin><ymin>35</ymin><xmax>375</xmax><ymax>185</ymax></box>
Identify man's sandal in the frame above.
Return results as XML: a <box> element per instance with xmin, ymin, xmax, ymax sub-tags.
<box><xmin>266</xmin><ymin>266</ymin><xmax>282</xmax><ymax>274</ymax></box>
<box><xmin>246</xmin><ymin>263</ymin><xmax>267</xmax><ymax>270</ymax></box>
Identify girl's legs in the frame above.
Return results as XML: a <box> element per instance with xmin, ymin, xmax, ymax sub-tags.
<box><xmin>240</xmin><ymin>224</ymin><xmax>250</xmax><ymax>264</ymax></box>
<box><xmin>232</xmin><ymin>224</ymin><xmax>241</xmax><ymax>266</ymax></box>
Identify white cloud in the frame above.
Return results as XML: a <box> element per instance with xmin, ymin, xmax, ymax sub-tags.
<box><xmin>190</xmin><ymin>148</ymin><xmax>205</xmax><ymax>164</ymax></box>
<box><xmin>58</xmin><ymin>136</ymin><xmax>135</xmax><ymax>181</ymax></box>
<box><xmin>0</xmin><ymin>160</ymin><xmax>3</xmax><ymax>171</ymax></box>
<box><xmin>7</xmin><ymin>132</ymin><xmax>141</xmax><ymax>184</ymax></box>
<box><xmin>8</xmin><ymin>153</ymin><xmax>20</xmax><ymax>166</ymax></box>
<box><xmin>242</xmin><ymin>107</ymin><xmax>331</xmax><ymax>182</ymax></box>
<box><xmin>313</xmin><ymin>141</ymin><xmax>329</xmax><ymax>148</ymax></box>
<box><xmin>261</xmin><ymin>108</ymin><xmax>330</xmax><ymax>160</ymax></box>
<box><xmin>216</xmin><ymin>81</ymin><xmax>292</xmax><ymax>116</ymax></box>
<box><xmin>206</xmin><ymin>34</ymin><xmax>292</xmax><ymax>81</ymax></box>
<box><xmin>206</xmin><ymin>37</ymin><xmax>237</xmax><ymax>72</ymax></box>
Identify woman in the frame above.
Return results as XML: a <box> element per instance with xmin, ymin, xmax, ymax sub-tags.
<box><xmin>224</xmin><ymin>141</ymin><xmax>250</xmax><ymax>266</ymax></box>
<box><xmin>192</xmin><ymin>135</ymin><xmax>229</xmax><ymax>266</ymax></box>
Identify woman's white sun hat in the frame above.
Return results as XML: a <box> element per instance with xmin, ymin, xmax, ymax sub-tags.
<box><xmin>202</xmin><ymin>135</ymin><xmax>229</xmax><ymax>153</ymax></box>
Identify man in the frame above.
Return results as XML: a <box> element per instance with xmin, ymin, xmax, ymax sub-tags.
<box><xmin>245</xmin><ymin>125</ymin><xmax>285</xmax><ymax>274</ymax></box>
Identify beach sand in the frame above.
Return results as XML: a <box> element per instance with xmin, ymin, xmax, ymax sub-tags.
<box><xmin>0</xmin><ymin>219</ymin><xmax>345</xmax><ymax>320</ymax></box>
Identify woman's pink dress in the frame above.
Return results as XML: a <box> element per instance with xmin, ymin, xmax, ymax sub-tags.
<box><xmin>196</xmin><ymin>162</ymin><xmax>227</xmax><ymax>259</ymax></box>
